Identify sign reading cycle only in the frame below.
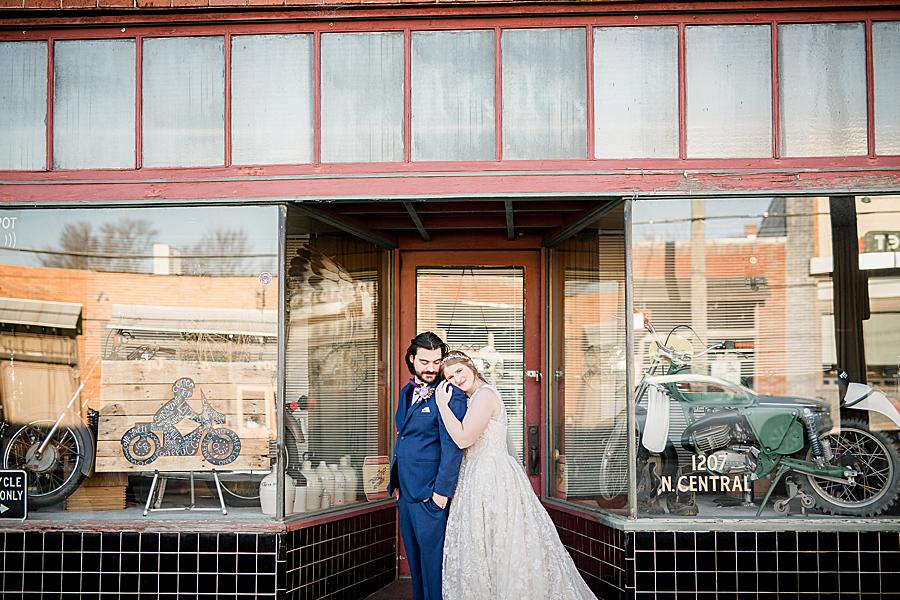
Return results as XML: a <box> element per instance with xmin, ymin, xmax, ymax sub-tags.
<box><xmin>0</xmin><ymin>470</ymin><xmax>27</xmax><ymax>520</ymax></box>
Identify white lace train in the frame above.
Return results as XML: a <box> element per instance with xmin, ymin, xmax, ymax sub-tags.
<box><xmin>442</xmin><ymin>386</ymin><xmax>597</xmax><ymax>600</ymax></box>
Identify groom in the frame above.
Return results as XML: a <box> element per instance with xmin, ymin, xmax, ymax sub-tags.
<box><xmin>388</xmin><ymin>332</ymin><xmax>468</xmax><ymax>600</ymax></box>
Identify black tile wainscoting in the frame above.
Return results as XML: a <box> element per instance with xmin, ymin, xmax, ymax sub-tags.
<box><xmin>0</xmin><ymin>505</ymin><xmax>396</xmax><ymax>600</ymax></box>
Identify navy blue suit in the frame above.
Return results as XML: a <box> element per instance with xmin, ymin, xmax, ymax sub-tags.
<box><xmin>388</xmin><ymin>381</ymin><xmax>467</xmax><ymax>600</ymax></box>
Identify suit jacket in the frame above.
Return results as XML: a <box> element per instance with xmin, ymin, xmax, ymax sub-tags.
<box><xmin>387</xmin><ymin>381</ymin><xmax>468</xmax><ymax>501</ymax></box>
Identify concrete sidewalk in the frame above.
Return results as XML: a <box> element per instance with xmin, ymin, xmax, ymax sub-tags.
<box><xmin>365</xmin><ymin>578</ymin><xmax>412</xmax><ymax>599</ymax></box>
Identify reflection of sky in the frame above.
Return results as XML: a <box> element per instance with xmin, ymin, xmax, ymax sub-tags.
<box><xmin>0</xmin><ymin>206</ymin><xmax>279</xmax><ymax>269</ymax></box>
<box><xmin>632</xmin><ymin>198</ymin><xmax>778</xmax><ymax>241</ymax></box>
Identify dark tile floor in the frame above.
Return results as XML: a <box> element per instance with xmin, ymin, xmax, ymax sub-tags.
<box><xmin>365</xmin><ymin>578</ymin><xmax>411</xmax><ymax>600</ymax></box>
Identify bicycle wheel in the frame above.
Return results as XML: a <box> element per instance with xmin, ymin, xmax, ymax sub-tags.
<box><xmin>2</xmin><ymin>420</ymin><xmax>93</xmax><ymax>509</ymax></box>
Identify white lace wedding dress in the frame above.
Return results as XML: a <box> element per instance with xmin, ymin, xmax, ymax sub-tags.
<box><xmin>442</xmin><ymin>385</ymin><xmax>597</xmax><ymax>600</ymax></box>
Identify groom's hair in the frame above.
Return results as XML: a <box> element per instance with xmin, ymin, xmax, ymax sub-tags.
<box><xmin>405</xmin><ymin>331</ymin><xmax>448</xmax><ymax>375</ymax></box>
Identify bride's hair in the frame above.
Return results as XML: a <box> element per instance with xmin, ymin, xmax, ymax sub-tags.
<box><xmin>440</xmin><ymin>350</ymin><xmax>486</xmax><ymax>383</ymax></box>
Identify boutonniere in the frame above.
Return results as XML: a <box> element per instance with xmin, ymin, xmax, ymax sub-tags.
<box><xmin>409</xmin><ymin>378</ymin><xmax>436</xmax><ymax>402</ymax></box>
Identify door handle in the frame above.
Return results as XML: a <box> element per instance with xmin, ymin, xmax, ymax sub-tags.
<box><xmin>527</xmin><ymin>425</ymin><xmax>540</xmax><ymax>476</ymax></box>
<box><xmin>525</xmin><ymin>370</ymin><xmax>542</xmax><ymax>382</ymax></box>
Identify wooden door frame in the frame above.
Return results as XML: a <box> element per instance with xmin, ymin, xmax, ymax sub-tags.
<box><xmin>396</xmin><ymin>249</ymin><xmax>545</xmax><ymax>494</ymax></box>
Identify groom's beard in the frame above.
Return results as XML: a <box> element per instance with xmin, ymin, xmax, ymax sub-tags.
<box><xmin>415</xmin><ymin>366</ymin><xmax>438</xmax><ymax>384</ymax></box>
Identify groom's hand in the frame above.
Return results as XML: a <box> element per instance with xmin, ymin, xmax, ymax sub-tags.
<box><xmin>432</xmin><ymin>492</ymin><xmax>448</xmax><ymax>509</ymax></box>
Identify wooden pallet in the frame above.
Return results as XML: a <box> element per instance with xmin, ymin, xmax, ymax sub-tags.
<box><xmin>65</xmin><ymin>472</ymin><xmax>128</xmax><ymax>511</ymax></box>
<box><xmin>96</xmin><ymin>360</ymin><xmax>276</xmax><ymax>473</ymax></box>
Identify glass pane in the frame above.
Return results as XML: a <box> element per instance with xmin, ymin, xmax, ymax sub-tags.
<box><xmin>686</xmin><ymin>25</ymin><xmax>772</xmax><ymax>158</ymax></box>
<box><xmin>0</xmin><ymin>205</ymin><xmax>279</xmax><ymax>520</ymax></box>
<box><xmin>0</xmin><ymin>42</ymin><xmax>47</xmax><ymax>170</ymax></box>
<box><xmin>232</xmin><ymin>34</ymin><xmax>314</xmax><ymax>165</ymax></box>
<box><xmin>411</xmin><ymin>30</ymin><xmax>495</xmax><ymax>161</ymax></box>
<box><xmin>594</xmin><ymin>26</ymin><xmax>678</xmax><ymax>159</ymax></box>
<box><xmin>632</xmin><ymin>197</ymin><xmax>900</xmax><ymax>519</ymax></box>
<box><xmin>285</xmin><ymin>210</ymin><xmax>390</xmax><ymax>515</ymax></box>
<box><xmin>53</xmin><ymin>40</ymin><xmax>136</xmax><ymax>170</ymax></box>
<box><xmin>502</xmin><ymin>28</ymin><xmax>586</xmax><ymax>160</ymax></box>
<box><xmin>779</xmin><ymin>23</ymin><xmax>867</xmax><ymax>157</ymax></box>
<box><xmin>549</xmin><ymin>208</ymin><xmax>627</xmax><ymax>515</ymax></box>
<box><xmin>874</xmin><ymin>22</ymin><xmax>900</xmax><ymax>155</ymax></box>
<box><xmin>416</xmin><ymin>268</ymin><xmax>525</xmax><ymax>461</ymax></box>
<box><xmin>321</xmin><ymin>32</ymin><xmax>404</xmax><ymax>163</ymax></box>
<box><xmin>142</xmin><ymin>36</ymin><xmax>225</xmax><ymax>168</ymax></box>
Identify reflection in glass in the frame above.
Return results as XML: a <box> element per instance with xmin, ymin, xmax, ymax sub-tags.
<box><xmin>873</xmin><ymin>22</ymin><xmax>900</xmax><ymax>155</ymax></box>
<box><xmin>631</xmin><ymin>198</ymin><xmax>900</xmax><ymax>519</ymax></box>
<box><xmin>502</xmin><ymin>28</ymin><xmax>586</xmax><ymax>160</ymax></box>
<box><xmin>685</xmin><ymin>25</ymin><xmax>772</xmax><ymax>158</ymax></box>
<box><xmin>779</xmin><ymin>24</ymin><xmax>867</xmax><ymax>157</ymax></box>
<box><xmin>284</xmin><ymin>209</ymin><xmax>389</xmax><ymax>515</ymax></box>
<box><xmin>416</xmin><ymin>268</ymin><xmax>525</xmax><ymax>460</ymax></box>
<box><xmin>232</xmin><ymin>35</ymin><xmax>314</xmax><ymax>165</ymax></box>
<box><xmin>594</xmin><ymin>27</ymin><xmax>678</xmax><ymax>158</ymax></box>
<box><xmin>549</xmin><ymin>207</ymin><xmax>626</xmax><ymax>514</ymax></box>
<box><xmin>142</xmin><ymin>36</ymin><xmax>225</xmax><ymax>168</ymax></box>
<box><xmin>411</xmin><ymin>30</ymin><xmax>495</xmax><ymax>161</ymax></box>
<box><xmin>321</xmin><ymin>32</ymin><xmax>404</xmax><ymax>163</ymax></box>
<box><xmin>0</xmin><ymin>42</ymin><xmax>47</xmax><ymax>170</ymax></box>
<box><xmin>54</xmin><ymin>40</ymin><xmax>136</xmax><ymax>169</ymax></box>
<box><xmin>0</xmin><ymin>206</ymin><xmax>279</xmax><ymax>518</ymax></box>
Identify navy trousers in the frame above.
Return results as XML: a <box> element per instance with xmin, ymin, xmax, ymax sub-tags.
<box><xmin>397</xmin><ymin>497</ymin><xmax>449</xmax><ymax>600</ymax></box>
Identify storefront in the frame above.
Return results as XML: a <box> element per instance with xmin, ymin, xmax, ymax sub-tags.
<box><xmin>1</xmin><ymin>2</ymin><xmax>899</xmax><ymax>598</ymax></box>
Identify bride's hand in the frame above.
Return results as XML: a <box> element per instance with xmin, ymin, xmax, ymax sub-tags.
<box><xmin>435</xmin><ymin>381</ymin><xmax>452</xmax><ymax>406</ymax></box>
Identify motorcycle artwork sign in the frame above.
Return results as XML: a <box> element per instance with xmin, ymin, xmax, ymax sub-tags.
<box><xmin>120</xmin><ymin>377</ymin><xmax>242</xmax><ymax>467</ymax></box>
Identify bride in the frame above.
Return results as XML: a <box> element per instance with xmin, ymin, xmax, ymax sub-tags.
<box><xmin>434</xmin><ymin>351</ymin><xmax>597</xmax><ymax>600</ymax></box>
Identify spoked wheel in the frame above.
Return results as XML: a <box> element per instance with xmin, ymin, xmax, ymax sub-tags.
<box><xmin>2</xmin><ymin>420</ymin><xmax>92</xmax><ymax>508</ymax></box>
<box><xmin>798</xmin><ymin>417</ymin><xmax>900</xmax><ymax>517</ymax></box>
<box><xmin>597</xmin><ymin>413</ymin><xmax>629</xmax><ymax>509</ymax></box>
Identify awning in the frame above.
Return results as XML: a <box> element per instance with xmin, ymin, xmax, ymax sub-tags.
<box><xmin>0</xmin><ymin>297</ymin><xmax>83</xmax><ymax>330</ymax></box>
<box><xmin>106</xmin><ymin>304</ymin><xmax>277</xmax><ymax>337</ymax></box>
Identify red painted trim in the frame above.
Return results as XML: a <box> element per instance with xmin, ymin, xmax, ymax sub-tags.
<box><xmin>45</xmin><ymin>38</ymin><xmax>53</xmax><ymax>171</ymax></box>
<box><xmin>865</xmin><ymin>18</ymin><xmax>876</xmax><ymax>158</ymax></box>
<box><xmin>677</xmin><ymin>22</ymin><xmax>686</xmax><ymax>160</ymax></box>
<box><xmin>3</xmin><ymin>3</ymin><xmax>899</xmax><ymax>31</ymax></box>
<box><xmin>771</xmin><ymin>21</ymin><xmax>780</xmax><ymax>159</ymax></box>
<box><xmin>135</xmin><ymin>34</ymin><xmax>143</xmax><ymax>170</ymax></box>
<box><xmin>403</xmin><ymin>28</ymin><xmax>412</xmax><ymax>164</ymax></box>
<box><xmin>538</xmin><ymin>246</ymin><xmax>547</xmax><ymax>497</ymax></box>
<box><xmin>585</xmin><ymin>26</ymin><xmax>595</xmax><ymax>160</ymax></box>
<box><xmin>313</xmin><ymin>31</ymin><xmax>321</xmax><ymax>166</ymax></box>
<box><xmin>494</xmin><ymin>26</ymin><xmax>503</xmax><ymax>162</ymax></box>
<box><xmin>285</xmin><ymin>499</ymin><xmax>395</xmax><ymax>531</ymax></box>
<box><xmin>224</xmin><ymin>33</ymin><xmax>232</xmax><ymax>167</ymax></box>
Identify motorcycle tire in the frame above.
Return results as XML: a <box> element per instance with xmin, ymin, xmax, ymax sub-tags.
<box><xmin>201</xmin><ymin>429</ymin><xmax>242</xmax><ymax>466</ymax></box>
<box><xmin>2</xmin><ymin>420</ymin><xmax>93</xmax><ymax>509</ymax></box>
<box><xmin>121</xmin><ymin>429</ymin><xmax>161</xmax><ymax>466</ymax></box>
<box><xmin>596</xmin><ymin>413</ymin><xmax>630</xmax><ymax>508</ymax></box>
<box><xmin>797</xmin><ymin>416</ymin><xmax>900</xmax><ymax>517</ymax></box>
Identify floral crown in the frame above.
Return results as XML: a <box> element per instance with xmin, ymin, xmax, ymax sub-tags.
<box><xmin>442</xmin><ymin>350</ymin><xmax>472</xmax><ymax>363</ymax></box>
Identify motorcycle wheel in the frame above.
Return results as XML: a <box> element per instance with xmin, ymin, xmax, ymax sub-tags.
<box><xmin>121</xmin><ymin>429</ymin><xmax>160</xmax><ymax>466</ymax></box>
<box><xmin>596</xmin><ymin>413</ymin><xmax>629</xmax><ymax>509</ymax></box>
<box><xmin>201</xmin><ymin>429</ymin><xmax>242</xmax><ymax>466</ymax></box>
<box><xmin>797</xmin><ymin>416</ymin><xmax>900</xmax><ymax>517</ymax></box>
<box><xmin>2</xmin><ymin>420</ymin><xmax>92</xmax><ymax>509</ymax></box>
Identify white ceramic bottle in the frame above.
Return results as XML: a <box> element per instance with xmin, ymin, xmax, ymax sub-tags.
<box><xmin>330</xmin><ymin>464</ymin><xmax>346</xmax><ymax>506</ymax></box>
<box><xmin>301</xmin><ymin>461</ymin><xmax>321</xmax><ymax>511</ymax></box>
<box><xmin>259</xmin><ymin>470</ymin><xmax>278</xmax><ymax>516</ymax></box>
<box><xmin>317</xmin><ymin>461</ymin><xmax>333</xmax><ymax>508</ymax></box>
<box><xmin>284</xmin><ymin>473</ymin><xmax>295</xmax><ymax>514</ymax></box>
<box><xmin>339</xmin><ymin>455</ymin><xmax>358</xmax><ymax>503</ymax></box>
<box><xmin>293</xmin><ymin>470</ymin><xmax>307</xmax><ymax>513</ymax></box>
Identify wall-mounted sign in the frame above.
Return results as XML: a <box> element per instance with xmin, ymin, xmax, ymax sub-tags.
<box><xmin>0</xmin><ymin>470</ymin><xmax>27</xmax><ymax>520</ymax></box>
<box><xmin>864</xmin><ymin>231</ymin><xmax>900</xmax><ymax>253</ymax></box>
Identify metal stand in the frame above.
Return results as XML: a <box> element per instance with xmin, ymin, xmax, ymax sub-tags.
<box><xmin>143</xmin><ymin>470</ymin><xmax>228</xmax><ymax>516</ymax></box>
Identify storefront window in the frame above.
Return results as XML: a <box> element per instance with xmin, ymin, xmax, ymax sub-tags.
<box><xmin>283</xmin><ymin>207</ymin><xmax>391</xmax><ymax>516</ymax></box>
<box><xmin>0</xmin><ymin>205</ymin><xmax>279</xmax><ymax>519</ymax></box>
<box><xmin>873</xmin><ymin>22</ymin><xmax>900</xmax><ymax>156</ymax></box>
<box><xmin>502</xmin><ymin>28</ymin><xmax>587</xmax><ymax>160</ymax></box>
<box><xmin>593</xmin><ymin>26</ymin><xmax>678</xmax><ymax>159</ymax></box>
<box><xmin>632</xmin><ymin>197</ymin><xmax>900</xmax><ymax>519</ymax></box>
<box><xmin>142</xmin><ymin>36</ymin><xmax>225</xmax><ymax>168</ymax></box>
<box><xmin>779</xmin><ymin>23</ymin><xmax>867</xmax><ymax>157</ymax></box>
<box><xmin>411</xmin><ymin>30</ymin><xmax>495</xmax><ymax>162</ymax></box>
<box><xmin>685</xmin><ymin>25</ymin><xmax>772</xmax><ymax>158</ymax></box>
<box><xmin>231</xmin><ymin>34</ymin><xmax>314</xmax><ymax>166</ymax></box>
<box><xmin>549</xmin><ymin>205</ymin><xmax>627</xmax><ymax>514</ymax></box>
<box><xmin>53</xmin><ymin>40</ymin><xmax>136</xmax><ymax>170</ymax></box>
<box><xmin>320</xmin><ymin>32</ymin><xmax>404</xmax><ymax>164</ymax></box>
<box><xmin>0</xmin><ymin>41</ymin><xmax>47</xmax><ymax>171</ymax></box>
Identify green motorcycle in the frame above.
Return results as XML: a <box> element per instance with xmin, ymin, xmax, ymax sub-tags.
<box><xmin>599</xmin><ymin>317</ymin><xmax>900</xmax><ymax>517</ymax></box>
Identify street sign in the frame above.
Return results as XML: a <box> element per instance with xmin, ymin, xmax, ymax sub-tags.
<box><xmin>0</xmin><ymin>470</ymin><xmax>27</xmax><ymax>520</ymax></box>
